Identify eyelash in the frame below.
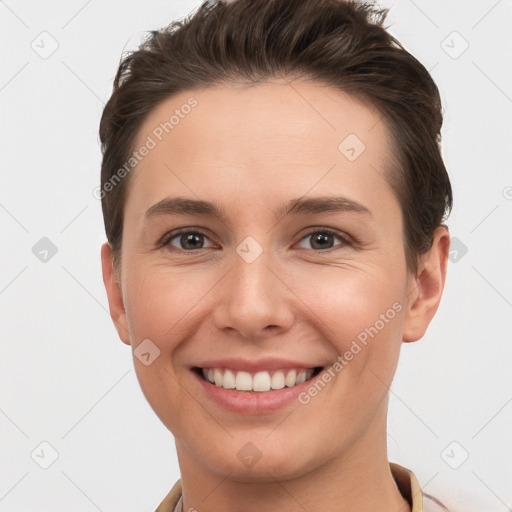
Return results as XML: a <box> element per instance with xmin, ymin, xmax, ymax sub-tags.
<box><xmin>160</xmin><ymin>227</ymin><xmax>353</xmax><ymax>254</ymax></box>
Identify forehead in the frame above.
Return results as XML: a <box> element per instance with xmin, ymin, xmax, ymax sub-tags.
<box><xmin>128</xmin><ymin>79</ymin><xmax>395</xmax><ymax>213</ymax></box>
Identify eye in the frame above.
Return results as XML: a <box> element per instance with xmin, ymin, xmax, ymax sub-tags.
<box><xmin>160</xmin><ymin>227</ymin><xmax>352</xmax><ymax>254</ymax></box>
<box><xmin>163</xmin><ymin>229</ymin><xmax>215</xmax><ymax>252</ymax></box>
<box><xmin>296</xmin><ymin>229</ymin><xmax>351</xmax><ymax>251</ymax></box>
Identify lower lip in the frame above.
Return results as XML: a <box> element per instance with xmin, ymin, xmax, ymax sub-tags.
<box><xmin>193</xmin><ymin>370</ymin><xmax>318</xmax><ymax>415</ymax></box>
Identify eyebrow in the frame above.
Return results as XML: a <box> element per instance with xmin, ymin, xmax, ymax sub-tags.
<box><xmin>144</xmin><ymin>196</ymin><xmax>371</xmax><ymax>221</ymax></box>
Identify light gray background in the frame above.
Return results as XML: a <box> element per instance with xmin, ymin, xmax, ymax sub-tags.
<box><xmin>1</xmin><ymin>1</ymin><xmax>510</xmax><ymax>511</ymax></box>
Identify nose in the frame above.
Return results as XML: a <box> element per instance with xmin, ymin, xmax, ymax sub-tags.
<box><xmin>213</xmin><ymin>244</ymin><xmax>296</xmax><ymax>341</ymax></box>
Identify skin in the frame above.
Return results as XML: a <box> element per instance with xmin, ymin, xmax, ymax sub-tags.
<box><xmin>101</xmin><ymin>79</ymin><xmax>449</xmax><ymax>512</ymax></box>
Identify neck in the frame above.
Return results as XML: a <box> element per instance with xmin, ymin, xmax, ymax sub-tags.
<box><xmin>175</xmin><ymin>407</ymin><xmax>411</xmax><ymax>512</ymax></box>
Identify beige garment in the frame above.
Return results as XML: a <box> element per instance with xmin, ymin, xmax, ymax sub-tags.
<box><xmin>154</xmin><ymin>462</ymin><xmax>449</xmax><ymax>512</ymax></box>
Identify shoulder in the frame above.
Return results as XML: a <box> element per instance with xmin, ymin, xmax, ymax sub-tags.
<box><xmin>154</xmin><ymin>479</ymin><xmax>182</xmax><ymax>512</ymax></box>
<box><xmin>390</xmin><ymin>462</ymin><xmax>450</xmax><ymax>512</ymax></box>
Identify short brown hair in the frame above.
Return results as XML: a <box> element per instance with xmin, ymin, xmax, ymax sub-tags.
<box><xmin>99</xmin><ymin>0</ymin><xmax>452</xmax><ymax>275</ymax></box>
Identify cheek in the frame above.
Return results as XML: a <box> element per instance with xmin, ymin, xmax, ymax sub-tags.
<box><xmin>291</xmin><ymin>267</ymin><xmax>406</xmax><ymax>416</ymax></box>
<box><xmin>123</xmin><ymin>255</ymin><xmax>407</xmax><ymax>375</ymax></box>
<box><xmin>120</xmin><ymin>265</ymin><xmax>212</xmax><ymax>424</ymax></box>
<box><xmin>293</xmin><ymin>266</ymin><xmax>405</xmax><ymax>349</ymax></box>
<box><xmin>122</xmin><ymin>247</ymin><xmax>406</xmax><ymax>377</ymax></box>
<box><xmin>122</xmin><ymin>262</ymin><xmax>210</xmax><ymax>345</ymax></box>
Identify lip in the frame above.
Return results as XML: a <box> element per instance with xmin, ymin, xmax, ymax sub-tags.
<box><xmin>191</xmin><ymin>360</ymin><xmax>323</xmax><ymax>415</ymax></box>
<box><xmin>194</xmin><ymin>357</ymin><xmax>319</xmax><ymax>373</ymax></box>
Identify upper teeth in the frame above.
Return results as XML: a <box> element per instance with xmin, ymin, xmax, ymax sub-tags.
<box><xmin>201</xmin><ymin>368</ymin><xmax>314</xmax><ymax>392</ymax></box>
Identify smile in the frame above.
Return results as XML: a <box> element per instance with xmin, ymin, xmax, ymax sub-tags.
<box><xmin>197</xmin><ymin>367</ymin><xmax>323</xmax><ymax>392</ymax></box>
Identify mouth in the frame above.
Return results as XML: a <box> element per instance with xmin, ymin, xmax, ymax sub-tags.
<box><xmin>193</xmin><ymin>366</ymin><xmax>324</xmax><ymax>392</ymax></box>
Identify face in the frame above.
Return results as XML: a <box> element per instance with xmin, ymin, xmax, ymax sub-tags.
<box><xmin>102</xmin><ymin>79</ymin><xmax>448</xmax><ymax>481</ymax></box>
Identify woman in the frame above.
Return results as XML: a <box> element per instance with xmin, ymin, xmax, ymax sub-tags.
<box><xmin>99</xmin><ymin>0</ymin><xmax>452</xmax><ymax>510</ymax></box>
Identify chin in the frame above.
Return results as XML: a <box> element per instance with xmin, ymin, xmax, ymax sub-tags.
<box><xmin>194</xmin><ymin>435</ymin><xmax>322</xmax><ymax>483</ymax></box>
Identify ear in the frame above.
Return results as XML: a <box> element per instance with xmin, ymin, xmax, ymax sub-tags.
<box><xmin>402</xmin><ymin>226</ymin><xmax>450</xmax><ymax>343</ymax></box>
<box><xmin>101</xmin><ymin>242</ymin><xmax>131</xmax><ymax>345</ymax></box>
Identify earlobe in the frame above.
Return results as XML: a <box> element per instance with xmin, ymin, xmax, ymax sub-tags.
<box><xmin>402</xmin><ymin>227</ymin><xmax>450</xmax><ymax>343</ymax></box>
<box><xmin>100</xmin><ymin>242</ymin><xmax>131</xmax><ymax>345</ymax></box>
